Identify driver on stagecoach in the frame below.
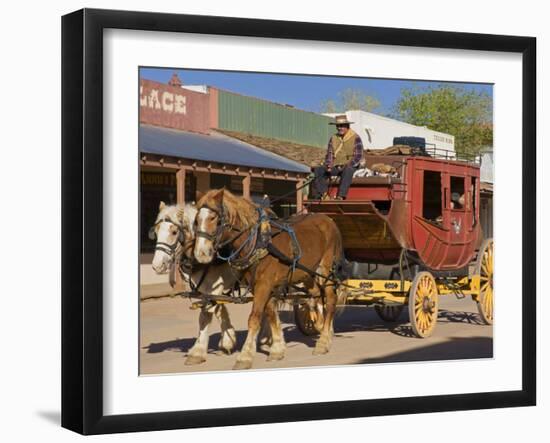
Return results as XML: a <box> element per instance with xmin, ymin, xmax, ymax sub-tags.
<box><xmin>311</xmin><ymin>114</ymin><xmax>363</xmax><ymax>200</ymax></box>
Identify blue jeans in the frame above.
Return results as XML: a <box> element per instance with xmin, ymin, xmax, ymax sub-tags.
<box><xmin>311</xmin><ymin>164</ymin><xmax>356</xmax><ymax>199</ymax></box>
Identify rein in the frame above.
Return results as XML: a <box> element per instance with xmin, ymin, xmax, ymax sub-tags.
<box><xmin>196</xmin><ymin>201</ymin><xmax>269</xmax><ymax>271</ymax></box>
<box><xmin>195</xmin><ymin>204</ymin><xmax>231</xmax><ymax>249</ymax></box>
<box><xmin>196</xmin><ymin>203</ymin><xmax>254</xmax><ymax>253</ymax></box>
<box><xmin>177</xmin><ymin>259</ymin><xmax>211</xmax><ymax>294</ymax></box>
<box><xmin>192</xmin><ymin>192</ymin><xmax>348</xmax><ymax>302</ymax></box>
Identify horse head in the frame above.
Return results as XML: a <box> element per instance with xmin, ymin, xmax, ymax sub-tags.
<box><xmin>194</xmin><ymin>188</ymin><xmax>260</xmax><ymax>264</ymax></box>
<box><xmin>194</xmin><ymin>189</ymin><xmax>225</xmax><ymax>264</ymax></box>
<box><xmin>150</xmin><ymin>201</ymin><xmax>197</xmax><ymax>274</ymax></box>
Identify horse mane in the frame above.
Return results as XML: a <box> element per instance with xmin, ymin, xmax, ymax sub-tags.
<box><xmin>155</xmin><ymin>204</ymin><xmax>179</xmax><ymax>223</ymax></box>
<box><xmin>198</xmin><ymin>189</ymin><xmax>259</xmax><ymax>229</ymax></box>
<box><xmin>155</xmin><ymin>202</ymin><xmax>196</xmax><ymax>229</ymax></box>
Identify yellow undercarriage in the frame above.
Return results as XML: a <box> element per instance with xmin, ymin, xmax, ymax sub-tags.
<box><xmin>189</xmin><ymin>276</ymin><xmax>483</xmax><ymax>309</ymax></box>
<box><xmin>341</xmin><ymin>276</ymin><xmax>482</xmax><ymax>305</ymax></box>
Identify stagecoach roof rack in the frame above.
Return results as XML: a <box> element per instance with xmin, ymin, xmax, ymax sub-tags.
<box><xmin>422</xmin><ymin>145</ymin><xmax>482</xmax><ymax>165</ymax></box>
<box><xmin>364</xmin><ymin>144</ymin><xmax>481</xmax><ymax>166</ymax></box>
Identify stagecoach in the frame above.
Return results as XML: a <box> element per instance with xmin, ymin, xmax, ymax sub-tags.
<box><xmin>299</xmin><ymin>147</ymin><xmax>494</xmax><ymax>338</ymax></box>
<box><xmin>151</xmin><ymin>146</ymin><xmax>493</xmax><ymax>369</ymax></box>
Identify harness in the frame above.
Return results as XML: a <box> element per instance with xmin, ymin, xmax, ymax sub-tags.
<box><xmin>195</xmin><ymin>204</ymin><xmax>231</xmax><ymax>249</ymax></box>
<box><xmin>270</xmin><ymin>219</ymin><xmax>302</xmax><ymax>274</ymax></box>
<box><xmin>149</xmin><ymin>216</ymin><xmax>187</xmax><ymax>256</ymax></box>
<box><xmin>177</xmin><ymin>259</ymin><xmax>211</xmax><ymax>294</ymax></box>
<box><xmin>215</xmin><ymin>207</ymin><xmax>272</xmax><ymax>271</ymax></box>
<box><xmin>198</xmin><ymin>202</ymin><xmax>334</xmax><ymax>290</ymax></box>
<box><xmin>173</xmin><ymin>176</ymin><xmax>348</xmax><ymax>304</ymax></box>
<box><xmin>150</xmin><ymin>216</ymin><xmax>207</xmax><ymax>290</ymax></box>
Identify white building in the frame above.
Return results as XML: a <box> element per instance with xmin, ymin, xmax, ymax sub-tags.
<box><xmin>480</xmin><ymin>150</ymin><xmax>494</xmax><ymax>184</ymax></box>
<box><xmin>324</xmin><ymin>110</ymin><xmax>455</xmax><ymax>154</ymax></box>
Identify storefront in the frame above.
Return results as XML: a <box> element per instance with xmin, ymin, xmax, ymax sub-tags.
<box><xmin>139</xmin><ymin>79</ymin><xmax>310</xmax><ymax>255</ymax></box>
<box><xmin>139</xmin><ymin>124</ymin><xmax>310</xmax><ymax>254</ymax></box>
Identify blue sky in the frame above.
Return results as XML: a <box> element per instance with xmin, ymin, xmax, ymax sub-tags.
<box><xmin>140</xmin><ymin>67</ymin><xmax>493</xmax><ymax>117</ymax></box>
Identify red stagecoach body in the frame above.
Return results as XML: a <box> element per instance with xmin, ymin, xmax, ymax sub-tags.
<box><xmin>306</xmin><ymin>154</ymin><xmax>483</xmax><ymax>271</ymax></box>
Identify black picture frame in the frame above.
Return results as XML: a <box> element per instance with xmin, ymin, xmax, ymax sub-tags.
<box><xmin>62</xmin><ymin>8</ymin><xmax>536</xmax><ymax>435</ymax></box>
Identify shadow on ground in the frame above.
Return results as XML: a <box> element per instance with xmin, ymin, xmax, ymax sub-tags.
<box><xmin>354</xmin><ymin>336</ymin><xmax>493</xmax><ymax>364</ymax></box>
<box><xmin>144</xmin><ymin>329</ymin><xmax>250</xmax><ymax>355</ymax></box>
<box><xmin>143</xmin><ymin>306</ymin><xmax>492</xmax><ymax>359</ymax></box>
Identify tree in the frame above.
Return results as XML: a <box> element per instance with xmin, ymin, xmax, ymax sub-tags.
<box><xmin>393</xmin><ymin>84</ymin><xmax>493</xmax><ymax>156</ymax></box>
<box><xmin>320</xmin><ymin>88</ymin><xmax>381</xmax><ymax>114</ymax></box>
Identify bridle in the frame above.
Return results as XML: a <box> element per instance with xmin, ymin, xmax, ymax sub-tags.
<box><xmin>196</xmin><ymin>203</ymin><xmax>269</xmax><ymax>269</ymax></box>
<box><xmin>149</xmin><ymin>216</ymin><xmax>190</xmax><ymax>261</ymax></box>
<box><xmin>195</xmin><ymin>204</ymin><xmax>230</xmax><ymax>251</ymax></box>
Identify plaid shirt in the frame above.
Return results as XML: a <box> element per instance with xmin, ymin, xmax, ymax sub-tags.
<box><xmin>324</xmin><ymin>133</ymin><xmax>364</xmax><ymax>168</ymax></box>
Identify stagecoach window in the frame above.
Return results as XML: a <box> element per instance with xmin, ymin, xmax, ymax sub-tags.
<box><xmin>422</xmin><ymin>171</ymin><xmax>442</xmax><ymax>223</ymax></box>
<box><xmin>450</xmin><ymin>176</ymin><xmax>465</xmax><ymax>210</ymax></box>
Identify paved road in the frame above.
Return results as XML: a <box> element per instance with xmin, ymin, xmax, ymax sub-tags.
<box><xmin>140</xmin><ymin>295</ymin><xmax>493</xmax><ymax>375</ymax></box>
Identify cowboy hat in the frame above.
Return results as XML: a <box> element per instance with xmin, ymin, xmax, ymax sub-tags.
<box><xmin>329</xmin><ymin>114</ymin><xmax>354</xmax><ymax>125</ymax></box>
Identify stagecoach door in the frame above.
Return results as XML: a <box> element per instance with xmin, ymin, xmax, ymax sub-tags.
<box><xmin>445</xmin><ymin>174</ymin><xmax>468</xmax><ymax>245</ymax></box>
<box><xmin>413</xmin><ymin>161</ymin><xmax>480</xmax><ymax>269</ymax></box>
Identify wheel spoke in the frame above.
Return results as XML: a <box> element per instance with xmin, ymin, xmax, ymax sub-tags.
<box><xmin>475</xmin><ymin>241</ymin><xmax>494</xmax><ymax>324</ymax></box>
<box><xmin>418</xmin><ymin>315</ymin><xmax>426</xmax><ymax>332</ymax></box>
<box><xmin>481</xmin><ymin>261</ymin><xmax>489</xmax><ymax>276</ymax></box>
<box><xmin>409</xmin><ymin>273</ymin><xmax>438</xmax><ymax>337</ymax></box>
<box><xmin>425</xmin><ymin>313</ymin><xmax>432</xmax><ymax>330</ymax></box>
<box><xmin>423</xmin><ymin>312</ymin><xmax>430</xmax><ymax>330</ymax></box>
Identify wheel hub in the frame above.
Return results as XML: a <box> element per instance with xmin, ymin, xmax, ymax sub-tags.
<box><xmin>422</xmin><ymin>296</ymin><xmax>434</xmax><ymax>313</ymax></box>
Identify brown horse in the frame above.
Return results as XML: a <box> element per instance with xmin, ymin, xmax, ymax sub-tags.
<box><xmin>194</xmin><ymin>189</ymin><xmax>343</xmax><ymax>370</ymax></box>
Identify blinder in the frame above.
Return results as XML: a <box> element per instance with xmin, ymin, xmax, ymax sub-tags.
<box><xmin>196</xmin><ymin>204</ymin><xmax>227</xmax><ymax>249</ymax></box>
<box><xmin>150</xmin><ymin>217</ymin><xmax>186</xmax><ymax>257</ymax></box>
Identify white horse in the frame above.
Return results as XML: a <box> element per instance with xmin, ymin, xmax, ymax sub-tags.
<box><xmin>150</xmin><ymin>201</ymin><xmax>238</xmax><ymax>365</ymax></box>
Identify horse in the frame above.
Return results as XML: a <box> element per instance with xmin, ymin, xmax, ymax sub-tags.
<box><xmin>194</xmin><ymin>189</ymin><xmax>344</xmax><ymax>370</ymax></box>
<box><xmin>150</xmin><ymin>201</ymin><xmax>239</xmax><ymax>365</ymax></box>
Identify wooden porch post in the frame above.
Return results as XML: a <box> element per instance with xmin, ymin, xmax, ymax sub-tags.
<box><xmin>296</xmin><ymin>179</ymin><xmax>304</xmax><ymax>213</ymax></box>
<box><xmin>176</xmin><ymin>168</ymin><xmax>186</xmax><ymax>205</ymax></box>
<box><xmin>242</xmin><ymin>175</ymin><xmax>251</xmax><ymax>200</ymax></box>
<box><xmin>175</xmin><ymin>168</ymin><xmax>186</xmax><ymax>291</ymax></box>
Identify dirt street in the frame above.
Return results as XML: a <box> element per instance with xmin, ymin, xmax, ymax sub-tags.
<box><xmin>140</xmin><ymin>295</ymin><xmax>493</xmax><ymax>375</ymax></box>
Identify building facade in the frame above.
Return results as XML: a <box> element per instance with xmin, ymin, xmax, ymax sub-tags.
<box><xmin>139</xmin><ymin>78</ymin><xmax>310</xmax><ymax>256</ymax></box>
<box><xmin>324</xmin><ymin>110</ymin><xmax>456</xmax><ymax>153</ymax></box>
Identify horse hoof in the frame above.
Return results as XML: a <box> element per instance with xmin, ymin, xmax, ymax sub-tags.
<box><xmin>233</xmin><ymin>360</ymin><xmax>253</xmax><ymax>370</ymax></box>
<box><xmin>219</xmin><ymin>329</ymin><xmax>237</xmax><ymax>354</ymax></box>
<box><xmin>259</xmin><ymin>336</ymin><xmax>273</xmax><ymax>347</ymax></box>
<box><xmin>185</xmin><ymin>355</ymin><xmax>206</xmax><ymax>365</ymax></box>
<box><xmin>218</xmin><ymin>341</ymin><xmax>235</xmax><ymax>354</ymax></box>
<box><xmin>312</xmin><ymin>345</ymin><xmax>329</xmax><ymax>355</ymax></box>
<box><xmin>267</xmin><ymin>352</ymin><xmax>285</xmax><ymax>361</ymax></box>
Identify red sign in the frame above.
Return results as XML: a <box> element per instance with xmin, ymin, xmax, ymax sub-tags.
<box><xmin>139</xmin><ymin>79</ymin><xmax>210</xmax><ymax>134</ymax></box>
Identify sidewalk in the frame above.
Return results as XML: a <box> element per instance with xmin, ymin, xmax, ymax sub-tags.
<box><xmin>140</xmin><ymin>253</ymin><xmax>183</xmax><ymax>299</ymax></box>
<box><xmin>140</xmin><ymin>263</ymin><xmax>172</xmax><ymax>299</ymax></box>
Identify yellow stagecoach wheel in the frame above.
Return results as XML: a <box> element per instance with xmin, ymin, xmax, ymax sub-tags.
<box><xmin>408</xmin><ymin>271</ymin><xmax>439</xmax><ymax>338</ymax></box>
<box><xmin>294</xmin><ymin>302</ymin><xmax>324</xmax><ymax>336</ymax></box>
<box><xmin>374</xmin><ymin>304</ymin><xmax>405</xmax><ymax>322</ymax></box>
<box><xmin>475</xmin><ymin>239</ymin><xmax>494</xmax><ymax>325</ymax></box>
